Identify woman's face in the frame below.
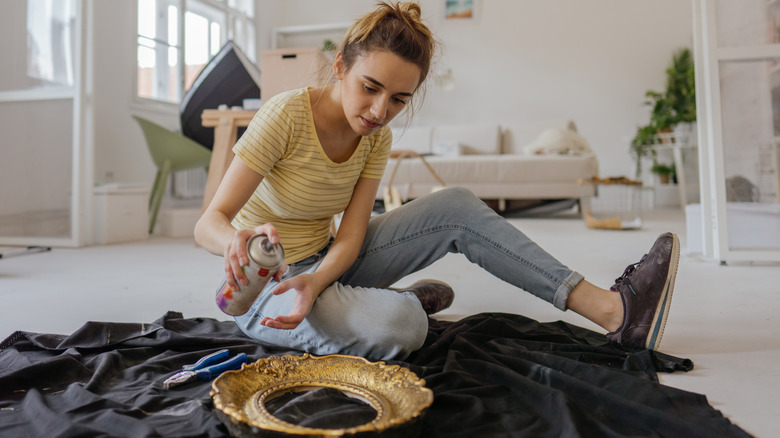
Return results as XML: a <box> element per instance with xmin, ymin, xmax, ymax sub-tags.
<box><xmin>335</xmin><ymin>50</ymin><xmax>422</xmax><ymax>136</ymax></box>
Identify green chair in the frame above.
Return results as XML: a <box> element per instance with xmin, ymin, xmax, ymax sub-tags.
<box><xmin>132</xmin><ymin>115</ymin><xmax>212</xmax><ymax>234</ymax></box>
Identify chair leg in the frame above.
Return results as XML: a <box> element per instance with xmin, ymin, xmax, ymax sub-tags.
<box><xmin>149</xmin><ymin>161</ymin><xmax>171</xmax><ymax>234</ymax></box>
<box><xmin>150</xmin><ymin>168</ymin><xmax>165</xmax><ymax>211</ymax></box>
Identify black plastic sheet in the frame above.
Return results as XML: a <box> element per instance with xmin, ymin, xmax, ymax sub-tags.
<box><xmin>0</xmin><ymin>312</ymin><xmax>751</xmax><ymax>437</ymax></box>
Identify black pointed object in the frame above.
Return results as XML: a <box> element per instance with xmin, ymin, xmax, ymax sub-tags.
<box><xmin>179</xmin><ymin>41</ymin><xmax>261</xmax><ymax>149</ymax></box>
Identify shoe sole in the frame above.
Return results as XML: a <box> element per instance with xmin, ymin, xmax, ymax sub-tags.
<box><xmin>646</xmin><ymin>233</ymin><xmax>680</xmax><ymax>350</ymax></box>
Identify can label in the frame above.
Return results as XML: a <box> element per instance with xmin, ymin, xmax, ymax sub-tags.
<box><xmin>215</xmin><ymin>235</ymin><xmax>284</xmax><ymax>316</ymax></box>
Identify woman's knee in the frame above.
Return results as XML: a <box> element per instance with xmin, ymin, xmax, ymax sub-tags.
<box><xmin>433</xmin><ymin>186</ymin><xmax>480</xmax><ymax>204</ymax></box>
<box><xmin>310</xmin><ymin>285</ymin><xmax>429</xmax><ymax>360</ymax></box>
<box><xmin>419</xmin><ymin>187</ymin><xmax>494</xmax><ymax>228</ymax></box>
<box><xmin>363</xmin><ymin>304</ymin><xmax>428</xmax><ymax>360</ymax></box>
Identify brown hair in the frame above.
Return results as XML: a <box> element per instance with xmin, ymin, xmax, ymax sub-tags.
<box><xmin>340</xmin><ymin>2</ymin><xmax>436</xmax><ymax>90</ymax></box>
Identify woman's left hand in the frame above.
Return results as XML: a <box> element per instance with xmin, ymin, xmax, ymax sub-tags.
<box><xmin>259</xmin><ymin>273</ymin><xmax>324</xmax><ymax>330</ymax></box>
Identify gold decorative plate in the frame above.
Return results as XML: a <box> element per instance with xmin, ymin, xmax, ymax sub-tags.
<box><xmin>211</xmin><ymin>354</ymin><xmax>433</xmax><ymax>437</ymax></box>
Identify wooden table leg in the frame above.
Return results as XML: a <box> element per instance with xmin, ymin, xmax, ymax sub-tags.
<box><xmin>201</xmin><ymin>120</ymin><xmax>239</xmax><ymax>212</ymax></box>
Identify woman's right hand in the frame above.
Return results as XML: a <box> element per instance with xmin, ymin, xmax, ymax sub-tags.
<box><xmin>223</xmin><ymin>223</ymin><xmax>282</xmax><ymax>290</ymax></box>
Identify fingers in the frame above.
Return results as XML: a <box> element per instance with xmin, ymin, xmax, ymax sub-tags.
<box><xmin>223</xmin><ymin>245</ymin><xmax>243</xmax><ymax>290</ymax></box>
<box><xmin>224</xmin><ymin>226</ymin><xmax>277</xmax><ymax>289</ymax></box>
<box><xmin>224</xmin><ymin>231</ymin><xmax>251</xmax><ymax>288</ymax></box>
<box><xmin>273</xmin><ymin>263</ymin><xmax>288</xmax><ymax>282</ymax></box>
<box><xmin>259</xmin><ymin>280</ymin><xmax>315</xmax><ymax>330</ymax></box>
<box><xmin>253</xmin><ymin>223</ymin><xmax>281</xmax><ymax>245</ymax></box>
<box><xmin>260</xmin><ymin>315</ymin><xmax>302</xmax><ymax>330</ymax></box>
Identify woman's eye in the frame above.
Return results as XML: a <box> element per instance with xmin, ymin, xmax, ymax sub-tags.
<box><xmin>393</xmin><ymin>97</ymin><xmax>407</xmax><ymax>105</ymax></box>
<box><xmin>363</xmin><ymin>84</ymin><xmax>377</xmax><ymax>93</ymax></box>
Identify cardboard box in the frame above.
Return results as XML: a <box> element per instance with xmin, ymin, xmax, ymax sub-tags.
<box><xmin>260</xmin><ymin>48</ymin><xmax>330</xmax><ymax>99</ymax></box>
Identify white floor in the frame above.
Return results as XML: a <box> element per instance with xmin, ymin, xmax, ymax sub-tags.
<box><xmin>1</xmin><ymin>208</ymin><xmax>777</xmax><ymax>437</ymax></box>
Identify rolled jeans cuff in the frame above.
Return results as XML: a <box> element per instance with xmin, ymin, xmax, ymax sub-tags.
<box><xmin>553</xmin><ymin>271</ymin><xmax>584</xmax><ymax>311</ymax></box>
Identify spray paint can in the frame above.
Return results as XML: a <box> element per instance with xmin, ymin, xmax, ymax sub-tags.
<box><xmin>215</xmin><ymin>235</ymin><xmax>285</xmax><ymax>316</ymax></box>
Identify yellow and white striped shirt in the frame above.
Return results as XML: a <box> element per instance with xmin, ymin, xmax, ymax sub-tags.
<box><xmin>232</xmin><ymin>88</ymin><xmax>391</xmax><ymax>264</ymax></box>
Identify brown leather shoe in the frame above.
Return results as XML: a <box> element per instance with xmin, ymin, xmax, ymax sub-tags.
<box><xmin>392</xmin><ymin>280</ymin><xmax>454</xmax><ymax>315</ymax></box>
<box><xmin>607</xmin><ymin>232</ymin><xmax>680</xmax><ymax>350</ymax></box>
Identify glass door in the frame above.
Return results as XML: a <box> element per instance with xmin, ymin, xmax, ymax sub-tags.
<box><xmin>0</xmin><ymin>0</ymin><xmax>90</xmax><ymax>247</ymax></box>
<box><xmin>693</xmin><ymin>0</ymin><xmax>780</xmax><ymax>263</ymax></box>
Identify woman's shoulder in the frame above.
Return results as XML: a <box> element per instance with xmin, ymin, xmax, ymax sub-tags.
<box><xmin>254</xmin><ymin>88</ymin><xmax>311</xmax><ymax>130</ymax></box>
<box><xmin>263</xmin><ymin>88</ymin><xmax>309</xmax><ymax>111</ymax></box>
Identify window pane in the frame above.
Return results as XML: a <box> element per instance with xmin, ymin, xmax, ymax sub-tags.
<box><xmin>137</xmin><ymin>42</ymin><xmax>156</xmax><ymax>100</ymax></box>
<box><xmin>168</xmin><ymin>46</ymin><xmax>181</xmax><ymax>102</ymax></box>
<box><xmin>233</xmin><ymin>16</ymin><xmax>255</xmax><ymax>61</ymax></box>
<box><xmin>211</xmin><ymin>22</ymin><xmax>221</xmax><ymax>57</ymax></box>
<box><xmin>184</xmin><ymin>11</ymin><xmax>209</xmax><ymax>91</ymax></box>
<box><xmin>720</xmin><ymin>59</ymin><xmax>776</xmax><ymax>201</ymax></box>
<box><xmin>716</xmin><ymin>0</ymin><xmax>780</xmax><ymax>47</ymax></box>
<box><xmin>137</xmin><ymin>0</ymin><xmax>155</xmax><ymax>39</ymax></box>
<box><xmin>27</xmin><ymin>0</ymin><xmax>76</xmax><ymax>86</ymax></box>
<box><xmin>0</xmin><ymin>99</ymin><xmax>73</xmax><ymax>239</ymax></box>
<box><xmin>137</xmin><ymin>38</ymin><xmax>180</xmax><ymax>102</ymax></box>
<box><xmin>137</xmin><ymin>0</ymin><xmax>177</xmax><ymax>45</ymax></box>
<box><xmin>228</xmin><ymin>0</ymin><xmax>253</xmax><ymax>17</ymax></box>
<box><xmin>168</xmin><ymin>4</ymin><xmax>178</xmax><ymax>46</ymax></box>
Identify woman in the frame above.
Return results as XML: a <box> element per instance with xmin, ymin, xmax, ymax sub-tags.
<box><xmin>194</xmin><ymin>2</ymin><xmax>679</xmax><ymax>360</ymax></box>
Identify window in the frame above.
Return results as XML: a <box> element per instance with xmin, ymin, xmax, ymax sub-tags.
<box><xmin>27</xmin><ymin>0</ymin><xmax>77</xmax><ymax>87</ymax></box>
<box><xmin>136</xmin><ymin>0</ymin><xmax>255</xmax><ymax>104</ymax></box>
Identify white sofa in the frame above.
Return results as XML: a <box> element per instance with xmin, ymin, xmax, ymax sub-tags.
<box><xmin>378</xmin><ymin>121</ymin><xmax>599</xmax><ymax>210</ymax></box>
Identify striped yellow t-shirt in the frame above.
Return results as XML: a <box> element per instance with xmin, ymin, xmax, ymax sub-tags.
<box><xmin>232</xmin><ymin>88</ymin><xmax>392</xmax><ymax>264</ymax></box>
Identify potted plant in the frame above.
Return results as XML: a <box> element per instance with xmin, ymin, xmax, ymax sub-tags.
<box><xmin>630</xmin><ymin>47</ymin><xmax>696</xmax><ymax>177</ymax></box>
<box><xmin>666</xmin><ymin>48</ymin><xmax>697</xmax><ymax>144</ymax></box>
<box><xmin>651</xmin><ymin>162</ymin><xmax>675</xmax><ymax>184</ymax></box>
<box><xmin>322</xmin><ymin>39</ymin><xmax>338</xmax><ymax>62</ymax></box>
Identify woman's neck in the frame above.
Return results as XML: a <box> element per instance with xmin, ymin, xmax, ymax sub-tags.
<box><xmin>310</xmin><ymin>85</ymin><xmax>362</xmax><ymax>163</ymax></box>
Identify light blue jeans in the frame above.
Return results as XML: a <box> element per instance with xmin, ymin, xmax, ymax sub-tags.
<box><xmin>235</xmin><ymin>187</ymin><xmax>584</xmax><ymax>360</ymax></box>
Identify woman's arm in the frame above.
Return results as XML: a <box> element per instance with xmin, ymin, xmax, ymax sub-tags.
<box><xmin>194</xmin><ymin>157</ymin><xmax>282</xmax><ymax>289</ymax></box>
<box><xmin>312</xmin><ymin>176</ymin><xmax>381</xmax><ymax>288</ymax></box>
<box><xmin>260</xmin><ymin>176</ymin><xmax>381</xmax><ymax>329</ymax></box>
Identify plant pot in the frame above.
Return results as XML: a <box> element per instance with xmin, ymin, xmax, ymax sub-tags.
<box><xmin>658</xmin><ymin>174</ymin><xmax>671</xmax><ymax>184</ymax></box>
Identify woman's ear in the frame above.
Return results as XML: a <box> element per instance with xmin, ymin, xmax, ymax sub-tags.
<box><xmin>332</xmin><ymin>52</ymin><xmax>345</xmax><ymax>80</ymax></box>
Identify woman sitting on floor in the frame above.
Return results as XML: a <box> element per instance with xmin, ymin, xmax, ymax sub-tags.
<box><xmin>194</xmin><ymin>1</ymin><xmax>680</xmax><ymax>360</ymax></box>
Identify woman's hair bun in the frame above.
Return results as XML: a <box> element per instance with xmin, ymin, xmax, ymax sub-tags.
<box><xmin>397</xmin><ymin>1</ymin><xmax>421</xmax><ymax>20</ymax></box>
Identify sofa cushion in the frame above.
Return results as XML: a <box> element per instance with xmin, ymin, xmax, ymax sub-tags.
<box><xmin>432</xmin><ymin>123</ymin><xmax>501</xmax><ymax>155</ymax></box>
<box><xmin>501</xmin><ymin>120</ymin><xmax>575</xmax><ymax>155</ymax></box>
<box><xmin>431</xmin><ymin>141</ymin><xmax>464</xmax><ymax>157</ymax></box>
<box><xmin>390</xmin><ymin>126</ymin><xmax>432</xmax><ymax>154</ymax></box>
<box><xmin>497</xmin><ymin>154</ymin><xmax>598</xmax><ymax>183</ymax></box>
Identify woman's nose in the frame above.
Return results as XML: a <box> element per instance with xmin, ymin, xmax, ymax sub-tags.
<box><xmin>370</xmin><ymin>98</ymin><xmax>388</xmax><ymax>120</ymax></box>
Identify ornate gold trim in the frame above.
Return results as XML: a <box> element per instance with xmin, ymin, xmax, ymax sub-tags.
<box><xmin>211</xmin><ymin>354</ymin><xmax>433</xmax><ymax>436</ymax></box>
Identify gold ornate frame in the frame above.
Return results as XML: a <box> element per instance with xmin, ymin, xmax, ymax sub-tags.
<box><xmin>211</xmin><ymin>354</ymin><xmax>433</xmax><ymax>437</ymax></box>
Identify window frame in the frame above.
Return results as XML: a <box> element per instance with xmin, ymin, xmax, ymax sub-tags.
<box><xmin>134</xmin><ymin>0</ymin><xmax>255</xmax><ymax>109</ymax></box>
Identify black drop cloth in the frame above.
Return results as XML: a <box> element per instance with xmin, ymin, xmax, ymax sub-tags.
<box><xmin>0</xmin><ymin>312</ymin><xmax>750</xmax><ymax>437</ymax></box>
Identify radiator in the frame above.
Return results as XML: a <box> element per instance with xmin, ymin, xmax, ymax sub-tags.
<box><xmin>172</xmin><ymin>168</ymin><xmax>208</xmax><ymax>199</ymax></box>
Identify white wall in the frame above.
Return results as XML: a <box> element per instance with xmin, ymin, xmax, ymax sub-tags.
<box><xmin>258</xmin><ymin>0</ymin><xmax>693</xmax><ymax>177</ymax></box>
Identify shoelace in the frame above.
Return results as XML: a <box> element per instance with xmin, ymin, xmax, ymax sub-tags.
<box><xmin>613</xmin><ymin>253</ymin><xmax>648</xmax><ymax>291</ymax></box>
